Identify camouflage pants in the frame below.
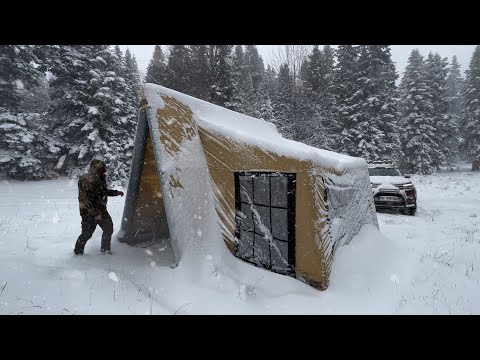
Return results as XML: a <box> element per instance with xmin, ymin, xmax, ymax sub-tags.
<box><xmin>74</xmin><ymin>212</ymin><xmax>114</xmax><ymax>252</ymax></box>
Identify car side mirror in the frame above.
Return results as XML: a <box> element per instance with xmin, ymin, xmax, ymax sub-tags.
<box><xmin>404</xmin><ymin>174</ymin><xmax>411</xmax><ymax>178</ymax></box>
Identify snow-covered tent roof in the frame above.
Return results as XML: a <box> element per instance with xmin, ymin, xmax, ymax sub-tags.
<box><xmin>117</xmin><ymin>84</ymin><xmax>378</xmax><ymax>290</ymax></box>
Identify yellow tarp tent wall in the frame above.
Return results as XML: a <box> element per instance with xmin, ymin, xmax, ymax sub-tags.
<box><xmin>117</xmin><ymin>84</ymin><xmax>378</xmax><ymax>290</ymax></box>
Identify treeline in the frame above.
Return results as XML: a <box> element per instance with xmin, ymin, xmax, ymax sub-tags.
<box><xmin>1</xmin><ymin>45</ymin><xmax>479</xmax><ymax>184</ymax></box>
<box><xmin>0</xmin><ymin>45</ymin><xmax>141</xmax><ymax>183</ymax></box>
<box><xmin>146</xmin><ymin>45</ymin><xmax>480</xmax><ymax>173</ymax></box>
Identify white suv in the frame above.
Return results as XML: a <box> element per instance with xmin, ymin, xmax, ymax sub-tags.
<box><xmin>368</xmin><ymin>160</ymin><xmax>417</xmax><ymax>216</ymax></box>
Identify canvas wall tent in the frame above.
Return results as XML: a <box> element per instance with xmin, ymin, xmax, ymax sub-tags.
<box><xmin>117</xmin><ymin>83</ymin><xmax>378</xmax><ymax>290</ymax></box>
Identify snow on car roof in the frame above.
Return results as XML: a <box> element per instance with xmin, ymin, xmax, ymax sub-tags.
<box><xmin>367</xmin><ymin>163</ymin><xmax>397</xmax><ymax>168</ymax></box>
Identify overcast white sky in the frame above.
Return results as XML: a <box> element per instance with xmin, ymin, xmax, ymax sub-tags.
<box><xmin>120</xmin><ymin>45</ymin><xmax>477</xmax><ymax>79</ymax></box>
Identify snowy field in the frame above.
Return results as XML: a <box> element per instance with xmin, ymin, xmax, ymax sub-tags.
<box><xmin>1</xmin><ymin>162</ymin><xmax>479</xmax><ymax>314</ymax></box>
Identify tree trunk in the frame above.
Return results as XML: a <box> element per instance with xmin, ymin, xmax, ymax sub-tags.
<box><xmin>473</xmin><ymin>159</ymin><xmax>480</xmax><ymax>171</ymax></box>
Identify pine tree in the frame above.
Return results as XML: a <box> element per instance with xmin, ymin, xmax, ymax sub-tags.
<box><xmin>303</xmin><ymin>45</ymin><xmax>323</xmax><ymax>93</ymax></box>
<box><xmin>334</xmin><ymin>45</ymin><xmax>362</xmax><ymax>154</ymax></box>
<box><xmin>244</xmin><ymin>45</ymin><xmax>265</xmax><ymax>94</ymax></box>
<box><xmin>0</xmin><ymin>45</ymin><xmax>59</xmax><ymax>179</ymax></box>
<box><xmin>337</xmin><ymin>46</ymin><xmax>384</xmax><ymax>160</ymax></box>
<box><xmin>48</xmin><ymin>45</ymin><xmax>137</xmax><ymax>183</ymax></box>
<box><xmin>114</xmin><ymin>45</ymin><xmax>124</xmax><ymax>63</ymax></box>
<box><xmin>207</xmin><ymin>45</ymin><xmax>234</xmax><ymax>108</ymax></box>
<box><xmin>188</xmin><ymin>45</ymin><xmax>210</xmax><ymax>100</ymax></box>
<box><xmin>425</xmin><ymin>52</ymin><xmax>456</xmax><ymax>166</ymax></box>
<box><xmin>355</xmin><ymin>45</ymin><xmax>401</xmax><ymax>162</ymax></box>
<box><xmin>124</xmin><ymin>48</ymin><xmax>142</xmax><ymax>101</ymax></box>
<box><xmin>0</xmin><ymin>111</ymin><xmax>63</xmax><ymax>180</ymax></box>
<box><xmin>145</xmin><ymin>45</ymin><xmax>167</xmax><ymax>85</ymax></box>
<box><xmin>461</xmin><ymin>45</ymin><xmax>480</xmax><ymax>170</ymax></box>
<box><xmin>230</xmin><ymin>45</ymin><xmax>250</xmax><ymax>113</ymax></box>
<box><xmin>445</xmin><ymin>55</ymin><xmax>464</xmax><ymax>161</ymax></box>
<box><xmin>272</xmin><ymin>63</ymin><xmax>294</xmax><ymax>137</ymax></box>
<box><xmin>399</xmin><ymin>49</ymin><xmax>438</xmax><ymax>174</ymax></box>
<box><xmin>165</xmin><ymin>45</ymin><xmax>192</xmax><ymax>94</ymax></box>
<box><xmin>295</xmin><ymin>45</ymin><xmax>338</xmax><ymax>150</ymax></box>
<box><xmin>446</xmin><ymin>55</ymin><xmax>464</xmax><ymax>120</ymax></box>
<box><xmin>315</xmin><ymin>45</ymin><xmax>337</xmax><ymax>150</ymax></box>
<box><xmin>255</xmin><ymin>65</ymin><xmax>276</xmax><ymax>123</ymax></box>
<box><xmin>0</xmin><ymin>45</ymin><xmax>43</xmax><ymax>110</ymax></box>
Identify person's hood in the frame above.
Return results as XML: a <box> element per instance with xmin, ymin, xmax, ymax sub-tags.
<box><xmin>88</xmin><ymin>159</ymin><xmax>107</xmax><ymax>175</ymax></box>
<box><xmin>89</xmin><ymin>159</ymin><xmax>106</xmax><ymax>173</ymax></box>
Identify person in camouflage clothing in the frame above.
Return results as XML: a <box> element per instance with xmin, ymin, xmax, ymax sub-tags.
<box><xmin>74</xmin><ymin>159</ymin><xmax>124</xmax><ymax>255</ymax></box>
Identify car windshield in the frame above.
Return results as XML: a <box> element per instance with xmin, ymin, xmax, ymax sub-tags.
<box><xmin>368</xmin><ymin>167</ymin><xmax>402</xmax><ymax>176</ymax></box>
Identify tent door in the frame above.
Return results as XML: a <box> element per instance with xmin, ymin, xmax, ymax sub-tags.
<box><xmin>234</xmin><ymin>172</ymin><xmax>296</xmax><ymax>275</ymax></box>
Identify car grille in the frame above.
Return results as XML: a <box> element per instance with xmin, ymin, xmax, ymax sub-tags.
<box><xmin>374</xmin><ymin>191</ymin><xmax>405</xmax><ymax>207</ymax></box>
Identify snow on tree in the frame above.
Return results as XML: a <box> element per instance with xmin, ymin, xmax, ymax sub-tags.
<box><xmin>446</xmin><ymin>55</ymin><xmax>464</xmax><ymax>122</ymax></box>
<box><xmin>0</xmin><ymin>45</ymin><xmax>43</xmax><ymax>110</ymax></box>
<box><xmin>165</xmin><ymin>45</ymin><xmax>192</xmax><ymax>95</ymax></box>
<box><xmin>124</xmin><ymin>48</ymin><xmax>142</xmax><ymax>102</ymax></box>
<box><xmin>0</xmin><ymin>110</ymin><xmax>62</xmax><ymax>180</ymax></box>
<box><xmin>145</xmin><ymin>45</ymin><xmax>167</xmax><ymax>86</ymax></box>
<box><xmin>272</xmin><ymin>63</ymin><xmax>295</xmax><ymax>137</ymax></box>
<box><xmin>298</xmin><ymin>45</ymin><xmax>337</xmax><ymax>151</ymax></box>
<box><xmin>188</xmin><ymin>45</ymin><xmax>210</xmax><ymax>101</ymax></box>
<box><xmin>399</xmin><ymin>49</ymin><xmax>439</xmax><ymax>174</ymax></box>
<box><xmin>244</xmin><ymin>45</ymin><xmax>265</xmax><ymax>94</ymax></box>
<box><xmin>255</xmin><ymin>65</ymin><xmax>276</xmax><ymax>123</ymax></box>
<box><xmin>461</xmin><ymin>45</ymin><xmax>480</xmax><ymax>171</ymax></box>
<box><xmin>207</xmin><ymin>45</ymin><xmax>234</xmax><ymax>108</ymax></box>
<box><xmin>425</xmin><ymin>52</ymin><xmax>457</xmax><ymax>166</ymax></box>
<box><xmin>0</xmin><ymin>45</ymin><xmax>59</xmax><ymax>179</ymax></box>
<box><xmin>334</xmin><ymin>45</ymin><xmax>362</xmax><ymax>155</ymax></box>
<box><xmin>229</xmin><ymin>45</ymin><xmax>252</xmax><ymax>113</ymax></box>
<box><xmin>48</xmin><ymin>45</ymin><xmax>137</xmax><ymax>183</ymax></box>
<box><xmin>355</xmin><ymin>45</ymin><xmax>402</xmax><ymax>162</ymax></box>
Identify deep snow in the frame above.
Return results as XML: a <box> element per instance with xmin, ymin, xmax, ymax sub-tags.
<box><xmin>0</xmin><ymin>163</ymin><xmax>479</xmax><ymax>314</ymax></box>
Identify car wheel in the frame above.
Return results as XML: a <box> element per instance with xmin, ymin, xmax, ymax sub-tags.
<box><xmin>402</xmin><ymin>208</ymin><xmax>416</xmax><ymax>216</ymax></box>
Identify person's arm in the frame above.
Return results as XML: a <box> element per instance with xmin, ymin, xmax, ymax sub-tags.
<box><xmin>107</xmin><ymin>189</ymin><xmax>124</xmax><ymax>197</ymax></box>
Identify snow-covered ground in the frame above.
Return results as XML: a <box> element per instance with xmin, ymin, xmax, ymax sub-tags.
<box><xmin>1</xmin><ymin>163</ymin><xmax>479</xmax><ymax>314</ymax></box>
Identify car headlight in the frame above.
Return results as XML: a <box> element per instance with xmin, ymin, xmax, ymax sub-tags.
<box><xmin>371</xmin><ymin>183</ymin><xmax>380</xmax><ymax>188</ymax></box>
<box><xmin>395</xmin><ymin>183</ymin><xmax>414</xmax><ymax>189</ymax></box>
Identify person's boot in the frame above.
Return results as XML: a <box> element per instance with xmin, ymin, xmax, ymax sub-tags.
<box><xmin>101</xmin><ymin>248</ymin><xmax>112</xmax><ymax>255</ymax></box>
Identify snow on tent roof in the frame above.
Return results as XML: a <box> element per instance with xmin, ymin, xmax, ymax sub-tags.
<box><xmin>143</xmin><ymin>83</ymin><xmax>366</xmax><ymax>173</ymax></box>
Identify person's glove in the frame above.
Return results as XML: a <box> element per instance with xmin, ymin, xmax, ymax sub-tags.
<box><xmin>117</xmin><ymin>191</ymin><xmax>124</xmax><ymax>197</ymax></box>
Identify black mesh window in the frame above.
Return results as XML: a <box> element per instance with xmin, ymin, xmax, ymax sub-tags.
<box><xmin>234</xmin><ymin>172</ymin><xmax>296</xmax><ymax>274</ymax></box>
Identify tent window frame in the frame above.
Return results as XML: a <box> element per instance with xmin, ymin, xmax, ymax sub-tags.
<box><xmin>234</xmin><ymin>171</ymin><xmax>296</xmax><ymax>274</ymax></box>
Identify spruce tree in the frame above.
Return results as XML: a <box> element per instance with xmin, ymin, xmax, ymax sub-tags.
<box><xmin>0</xmin><ymin>45</ymin><xmax>59</xmax><ymax>179</ymax></box>
<box><xmin>255</xmin><ymin>65</ymin><xmax>277</xmax><ymax>123</ymax></box>
<box><xmin>272</xmin><ymin>63</ymin><xmax>294</xmax><ymax>137</ymax></box>
<box><xmin>244</xmin><ymin>45</ymin><xmax>265</xmax><ymax>93</ymax></box>
<box><xmin>399</xmin><ymin>49</ymin><xmax>438</xmax><ymax>174</ymax></box>
<box><xmin>207</xmin><ymin>45</ymin><xmax>234</xmax><ymax>108</ymax></box>
<box><xmin>165</xmin><ymin>45</ymin><xmax>192</xmax><ymax>94</ymax></box>
<box><xmin>0</xmin><ymin>45</ymin><xmax>43</xmax><ymax>110</ymax></box>
<box><xmin>425</xmin><ymin>52</ymin><xmax>456</xmax><ymax>166</ymax></box>
<box><xmin>188</xmin><ymin>45</ymin><xmax>210</xmax><ymax>100</ymax></box>
<box><xmin>446</xmin><ymin>55</ymin><xmax>464</xmax><ymax>121</ymax></box>
<box><xmin>145</xmin><ymin>45</ymin><xmax>167</xmax><ymax>85</ymax></box>
<box><xmin>48</xmin><ymin>45</ymin><xmax>137</xmax><ymax>183</ymax></box>
<box><xmin>360</xmin><ymin>45</ymin><xmax>401</xmax><ymax>162</ymax></box>
<box><xmin>461</xmin><ymin>45</ymin><xmax>480</xmax><ymax>170</ymax></box>
<box><xmin>334</xmin><ymin>45</ymin><xmax>362</xmax><ymax>154</ymax></box>
<box><xmin>125</xmin><ymin>48</ymin><xmax>142</xmax><ymax>101</ymax></box>
<box><xmin>230</xmin><ymin>45</ymin><xmax>250</xmax><ymax>113</ymax></box>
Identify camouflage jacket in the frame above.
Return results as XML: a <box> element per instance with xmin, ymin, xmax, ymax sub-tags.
<box><xmin>78</xmin><ymin>169</ymin><xmax>118</xmax><ymax>217</ymax></box>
